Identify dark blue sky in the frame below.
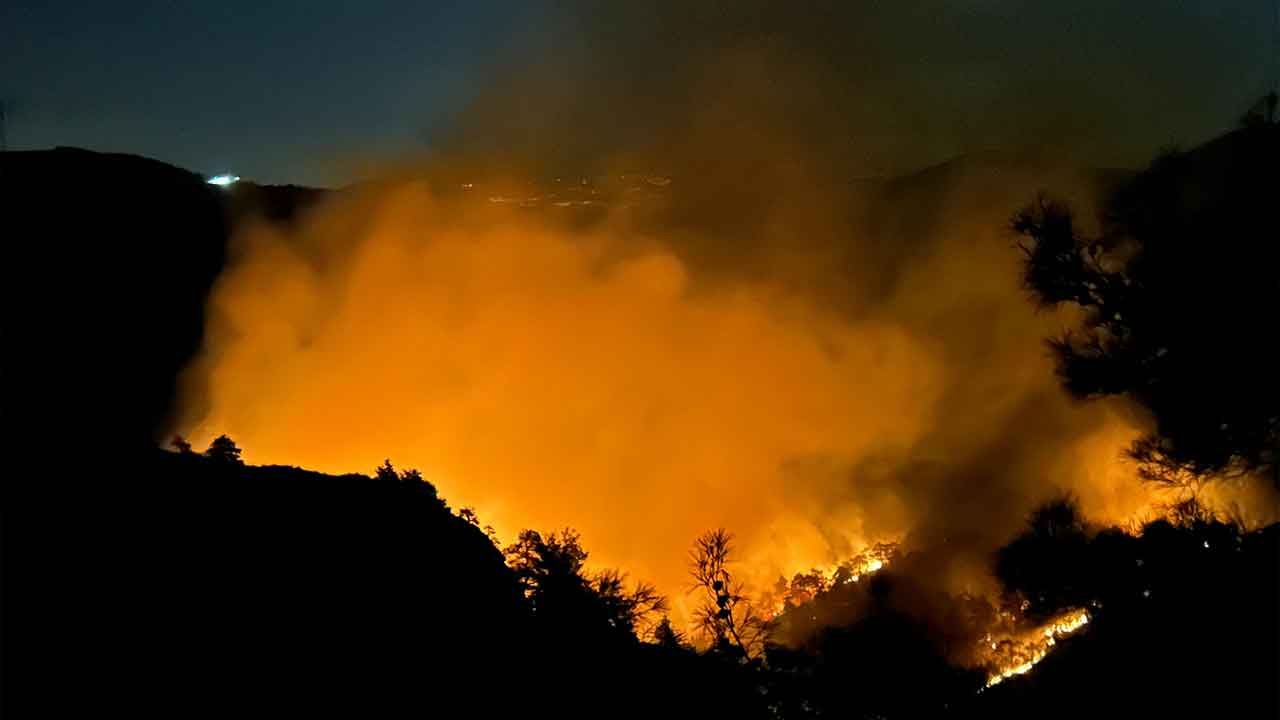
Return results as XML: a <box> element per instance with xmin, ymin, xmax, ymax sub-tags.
<box><xmin>4</xmin><ymin>1</ymin><xmax>1276</xmax><ymax>185</ymax></box>
<box><xmin>2</xmin><ymin>1</ymin><xmax>545</xmax><ymax>184</ymax></box>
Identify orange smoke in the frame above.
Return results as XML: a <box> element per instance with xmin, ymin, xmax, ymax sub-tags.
<box><xmin>173</xmin><ymin>17</ymin><xmax>1274</xmax><ymax>629</ymax></box>
<box><xmin>180</xmin><ymin>180</ymin><xmax>946</xmax><ymax>616</ymax></box>
<box><xmin>176</xmin><ymin>159</ymin><xmax>1190</xmax><ymax>627</ymax></box>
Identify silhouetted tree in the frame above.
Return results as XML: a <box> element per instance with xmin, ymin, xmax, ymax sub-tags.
<box><xmin>688</xmin><ymin>529</ymin><xmax>771</xmax><ymax>660</ymax></box>
<box><xmin>592</xmin><ymin>568</ymin><xmax>667</xmax><ymax>638</ymax></box>
<box><xmin>1013</xmin><ymin>124</ymin><xmax>1279</xmax><ymax>487</ymax></box>
<box><xmin>204</xmin><ymin>434</ymin><xmax>243</xmax><ymax>465</ymax></box>
<box><xmin>784</xmin><ymin>569</ymin><xmax>829</xmax><ymax>608</ymax></box>
<box><xmin>652</xmin><ymin>615</ymin><xmax>689</xmax><ymax>649</ymax></box>
<box><xmin>506</xmin><ymin>528</ymin><xmax>588</xmax><ymax>591</ymax></box>
<box><xmin>979</xmin><ymin>501</ymin><xmax>1278</xmax><ymax>719</ymax></box>
<box><xmin>374</xmin><ymin>458</ymin><xmax>399</xmax><ymax>482</ymax></box>
<box><xmin>373</xmin><ymin>459</ymin><xmax>445</xmax><ymax>507</ymax></box>
<box><xmin>766</xmin><ymin>569</ymin><xmax>985</xmax><ymax>718</ymax></box>
<box><xmin>504</xmin><ymin>528</ymin><xmax>665</xmax><ymax>641</ymax></box>
<box><xmin>1027</xmin><ymin>495</ymin><xmax>1088</xmax><ymax>540</ymax></box>
<box><xmin>374</xmin><ymin>458</ymin><xmax>402</xmax><ymax>482</ymax></box>
<box><xmin>995</xmin><ymin>496</ymin><xmax>1091</xmax><ymax>619</ymax></box>
<box><xmin>170</xmin><ymin>435</ymin><xmax>193</xmax><ymax>454</ymax></box>
<box><xmin>398</xmin><ymin>467</ymin><xmax>445</xmax><ymax>507</ymax></box>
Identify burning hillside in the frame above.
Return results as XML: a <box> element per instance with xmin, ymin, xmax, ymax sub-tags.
<box><xmin>981</xmin><ymin>607</ymin><xmax>1091</xmax><ymax>688</ymax></box>
<box><xmin>168</xmin><ymin>0</ymin><xmax>1276</xmax><ymax>655</ymax></box>
<box><xmin>175</xmin><ymin>147</ymin><xmax>1279</xmax><ymax>635</ymax></box>
<box><xmin>762</xmin><ymin>541</ymin><xmax>901</xmax><ymax>619</ymax></box>
<box><xmin>10</xmin><ymin>2</ymin><xmax>1278</xmax><ymax>717</ymax></box>
<box><xmin>178</xmin><ymin>160</ymin><xmax>1153</xmax><ymax>620</ymax></box>
<box><xmin>751</xmin><ymin>538</ymin><xmax>1092</xmax><ymax>689</ymax></box>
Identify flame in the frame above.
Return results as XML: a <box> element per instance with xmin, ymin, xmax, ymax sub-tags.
<box><xmin>982</xmin><ymin>608</ymin><xmax>1091</xmax><ymax>688</ymax></box>
<box><xmin>176</xmin><ymin>155</ymin><xmax>1277</xmax><ymax>632</ymax></box>
<box><xmin>761</xmin><ymin>541</ymin><xmax>898</xmax><ymax>619</ymax></box>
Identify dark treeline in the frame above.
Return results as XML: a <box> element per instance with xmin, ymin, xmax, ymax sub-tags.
<box><xmin>1013</xmin><ymin>118</ymin><xmax>1279</xmax><ymax>487</ymax></box>
<box><xmin>57</xmin><ymin>442</ymin><xmax>769</xmax><ymax>718</ymax></box>
<box><xmin>76</xmin><ymin>432</ymin><xmax>1271</xmax><ymax>719</ymax></box>
<box><xmin>3</xmin><ymin>116</ymin><xmax>1277</xmax><ymax>718</ymax></box>
<box><xmin>978</xmin><ymin>497</ymin><xmax>1279</xmax><ymax>718</ymax></box>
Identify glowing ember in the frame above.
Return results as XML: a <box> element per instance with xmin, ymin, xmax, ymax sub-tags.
<box><xmin>764</xmin><ymin>542</ymin><xmax>899</xmax><ymax>618</ymax></box>
<box><xmin>984</xmin><ymin>608</ymin><xmax>1091</xmax><ymax>688</ymax></box>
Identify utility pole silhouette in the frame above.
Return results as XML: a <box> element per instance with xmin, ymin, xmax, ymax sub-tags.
<box><xmin>1</xmin><ymin>100</ymin><xmax>8</xmax><ymax>152</ymax></box>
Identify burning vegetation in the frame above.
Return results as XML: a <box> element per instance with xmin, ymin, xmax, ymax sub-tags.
<box><xmin>10</xmin><ymin>0</ymin><xmax>1278</xmax><ymax>714</ymax></box>
<box><xmin>10</xmin><ymin>118</ymin><xmax>1271</xmax><ymax>720</ymax></box>
<box><xmin>761</xmin><ymin>541</ymin><xmax>901</xmax><ymax>619</ymax></box>
<box><xmin>980</xmin><ymin>607</ymin><xmax>1090</xmax><ymax>688</ymax></box>
<box><xmin>165</xmin><ymin>109</ymin><xmax>1277</xmax><ymax>717</ymax></box>
<box><xmin>155</xmin><ymin>10</ymin><xmax>1279</xmax><ymax>705</ymax></box>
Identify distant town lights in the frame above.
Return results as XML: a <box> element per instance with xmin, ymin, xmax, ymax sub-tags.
<box><xmin>207</xmin><ymin>174</ymin><xmax>240</xmax><ymax>187</ymax></box>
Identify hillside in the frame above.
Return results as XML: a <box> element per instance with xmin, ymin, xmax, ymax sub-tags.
<box><xmin>0</xmin><ymin>145</ymin><xmax>1116</xmax><ymax>457</ymax></box>
<box><xmin>15</xmin><ymin>443</ymin><xmax>776</xmax><ymax>717</ymax></box>
<box><xmin>0</xmin><ymin>149</ymin><xmax>324</xmax><ymax>458</ymax></box>
<box><xmin>52</xmin><ymin>448</ymin><xmax>528</xmax><ymax>716</ymax></box>
<box><xmin>4</xmin><ymin>140</ymin><xmax>1275</xmax><ymax>718</ymax></box>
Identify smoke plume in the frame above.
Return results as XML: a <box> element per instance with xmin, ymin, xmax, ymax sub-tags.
<box><xmin>176</xmin><ymin>3</ymin><xmax>1275</xmax><ymax>624</ymax></box>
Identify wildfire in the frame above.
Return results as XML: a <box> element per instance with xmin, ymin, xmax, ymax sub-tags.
<box><xmin>180</xmin><ymin>136</ymin><xmax>1273</xmax><ymax>640</ymax></box>
<box><xmin>839</xmin><ymin>557</ymin><xmax>885</xmax><ymax>585</ymax></box>
<box><xmin>763</xmin><ymin>542</ymin><xmax>899</xmax><ymax>619</ymax></box>
<box><xmin>983</xmin><ymin>608</ymin><xmax>1090</xmax><ymax>688</ymax></box>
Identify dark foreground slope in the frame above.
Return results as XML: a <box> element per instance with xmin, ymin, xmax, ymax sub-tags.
<box><xmin>2</xmin><ymin>148</ymin><xmax>229</xmax><ymax>455</ymax></box>
<box><xmin>1</xmin><ymin>147</ymin><xmax>324</xmax><ymax>458</ymax></box>
<box><xmin>19</xmin><ymin>446</ymin><xmax>768</xmax><ymax>718</ymax></box>
<box><xmin>0</xmin><ymin>150</ymin><xmax>529</xmax><ymax>715</ymax></box>
<box><xmin>4</xmin><ymin>144</ymin><xmax>1275</xmax><ymax>718</ymax></box>
<box><xmin>1</xmin><ymin>148</ymin><xmax>763</xmax><ymax>718</ymax></box>
<box><xmin>758</xmin><ymin>515</ymin><xmax>1278</xmax><ymax>719</ymax></box>
<box><xmin>971</xmin><ymin>520</ymin><xmax>1279</xmax><ymax>719</ymax></box>
<box><xmin>53</xmin><ymin>449</ymin><xmax>528</xmax><ymax>717</ymax></box>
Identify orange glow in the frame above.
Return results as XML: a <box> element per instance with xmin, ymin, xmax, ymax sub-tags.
<box><xmin>983</xmin><ymin>608</ymin><xmax>1091</xmax><ymax>688</ymax></box>
<box><xmin>760</xmin><ymin>541</ymin><xmax>899</xmax><ymax>618</ymax></box>
<box><xmin>175</xmin><ymin>160</ymin><xmax>1276</xmax><ymax>632</ymax></box>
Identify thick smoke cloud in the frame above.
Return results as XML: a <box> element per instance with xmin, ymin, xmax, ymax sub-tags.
<box><xmin>176</xmin><ymin>166</ymin><xmax>1158</xmax><ymax>613</ymax></box>
<box><xmin>176</xmin><ymin>2</ymin><xmax>1275</xmax><ymax>623</ymax></box>
<box><xmin>441</xmin><ymin>1</ymin><xmax>1273</xmax><ymax>178</ymax></box>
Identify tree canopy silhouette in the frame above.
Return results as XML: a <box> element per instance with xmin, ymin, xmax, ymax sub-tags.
<box><xmin>688</xmin><ymin>529</ymin><xmax>771</xmax><ymax>660</ymax></box>
<box><xmin>978</xmin><ymin>496</ymin><xmax>1278</xmax><ymax>719</ymax></box>
<box><xmin>203</xmin><ymin>434</ymin><xmax>243</xmax><ymax>465</ymax></box>
<box><xmin>503</xmin><ymin>528</ymin><xmax>666</xmax><ymax>642</ymax></box>
<box><xmin>1013</xmin><ymin>123</ymin><xmax>1279</xmax><ymax>487</ymax></box>
<box><xmin>994</xmin><ymin>495</ymin><xmax>1092</xmax><ymax>619</ymax></box>
<box><xmin>373</xmin><ymin>458</ymin><xmax>446</xmax><ymax>508</ymax></box>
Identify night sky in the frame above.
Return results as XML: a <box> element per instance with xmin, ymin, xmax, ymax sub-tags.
<box><xmin>3</xmin><ymin>1</ymin><xmax>1276</xmax><ymax>186</ymax></box>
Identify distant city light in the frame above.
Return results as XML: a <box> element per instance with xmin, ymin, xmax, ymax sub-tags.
<box><xmin>207</xmin><ymin>174</ymin><xmax>240</xmax><ymax>187</ymax></box>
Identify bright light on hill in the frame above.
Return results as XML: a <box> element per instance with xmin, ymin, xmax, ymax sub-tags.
<box><xmin>207</xmin><ymin>174</ymin><xmax>240</xmax><ymax>187</ymax></box>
